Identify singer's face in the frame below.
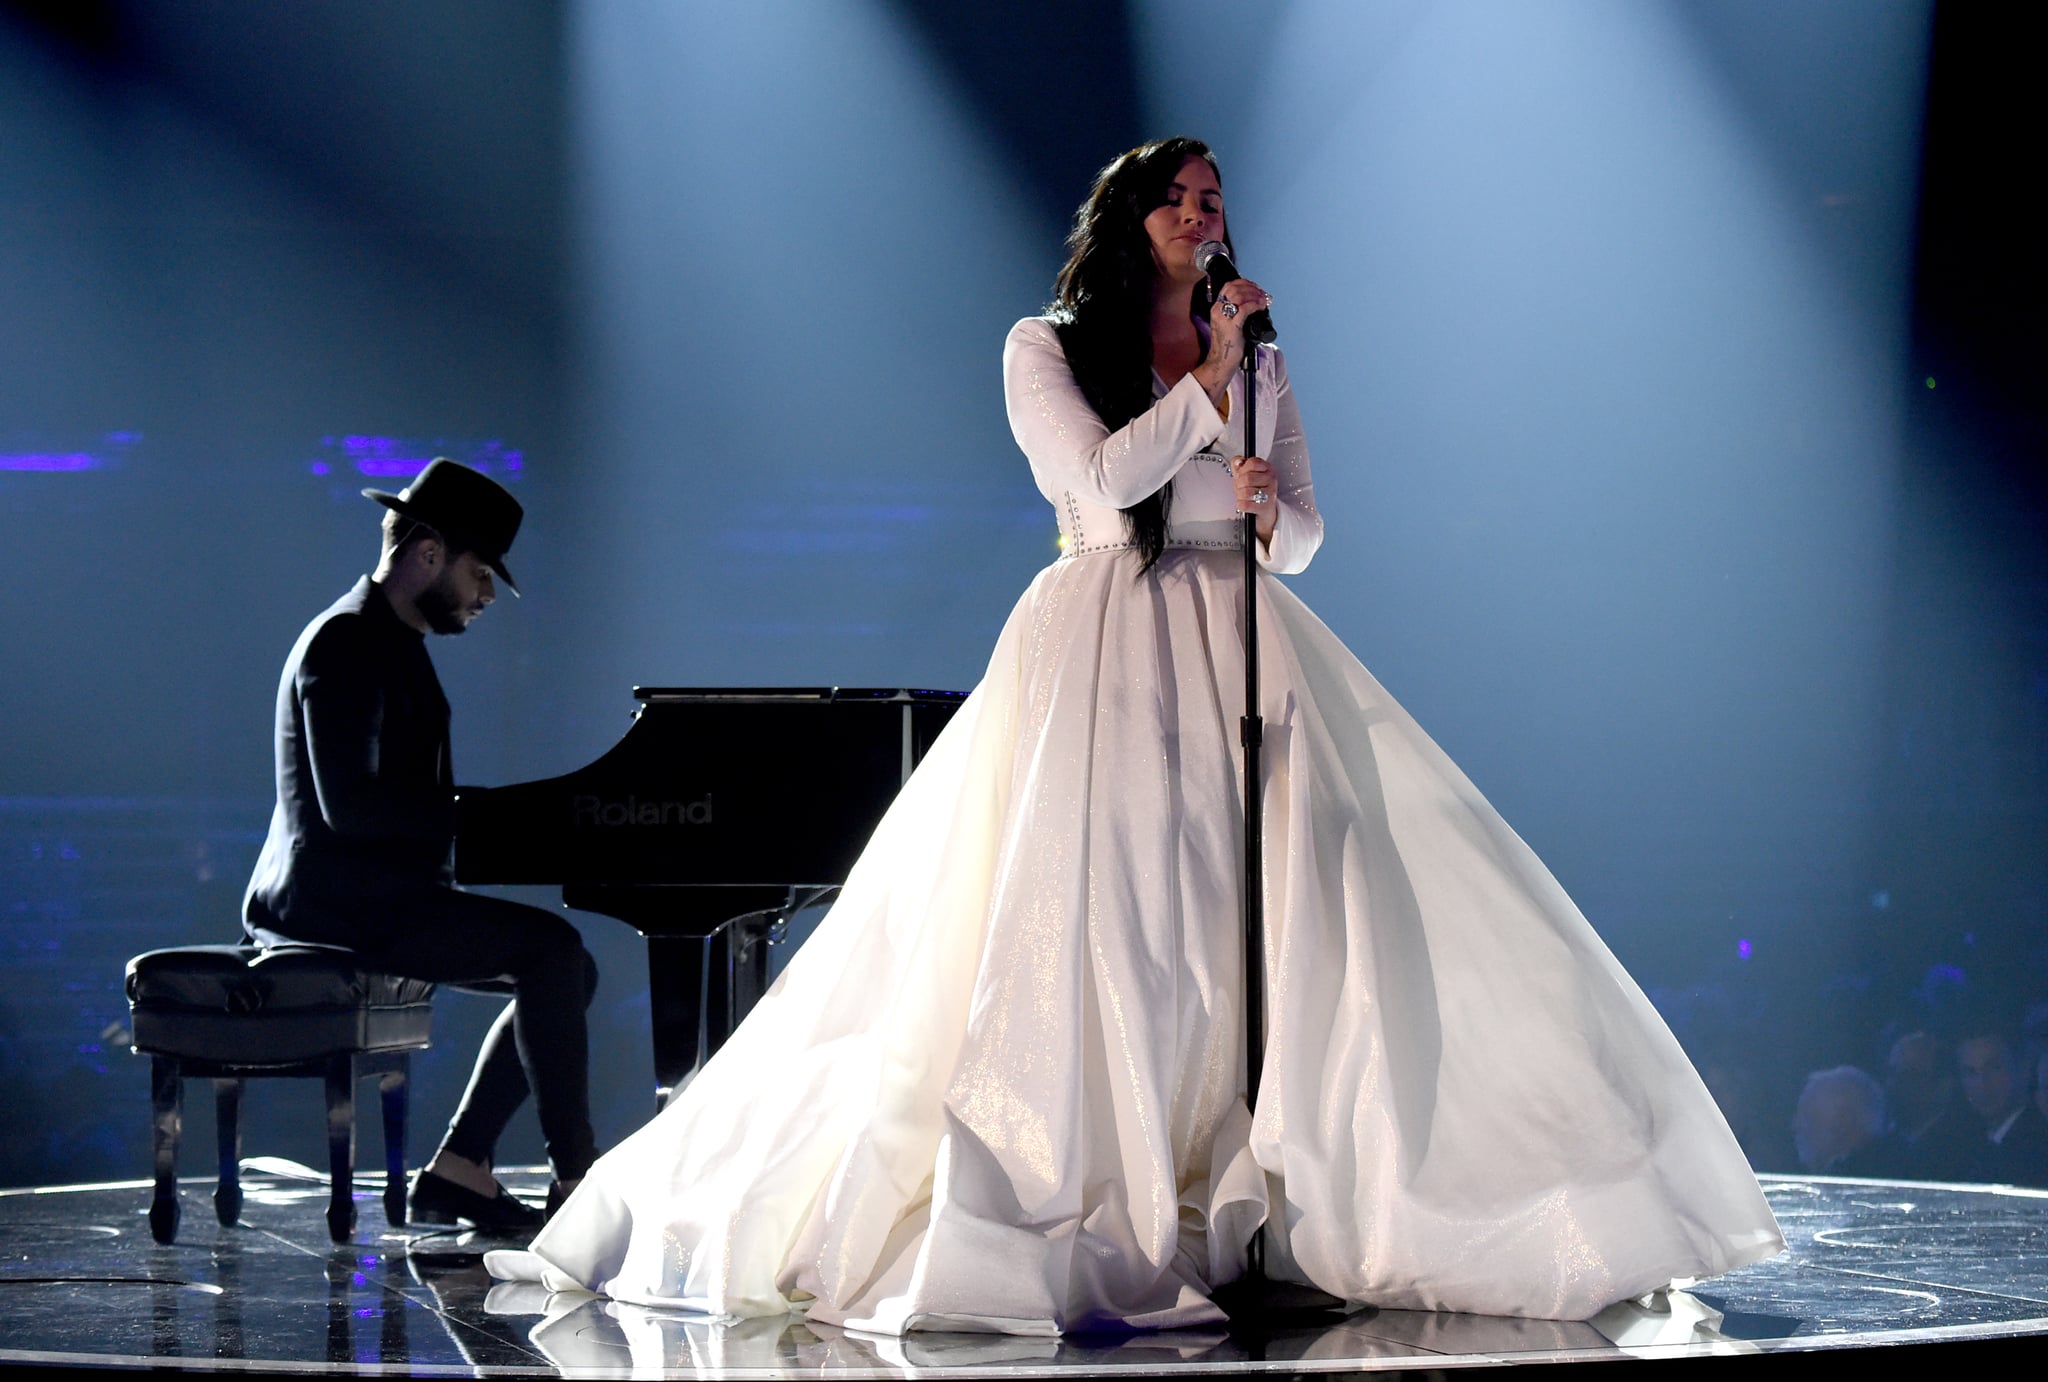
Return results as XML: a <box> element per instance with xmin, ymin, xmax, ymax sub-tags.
<box><xmin>1144</xmin><ymin>157</ymin><xmax>1224</xmax><ymax>285</ymax></box>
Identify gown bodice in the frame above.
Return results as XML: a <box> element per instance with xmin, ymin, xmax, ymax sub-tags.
<box><xmin>1002</xmin><ymin>316</ymin><xmax>1323</xmax><ymax>568</ymax></box>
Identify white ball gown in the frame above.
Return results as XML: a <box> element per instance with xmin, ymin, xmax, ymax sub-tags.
<box><xmin>485</xmin><ymin>318</ymin><xmax>1784</xmax><ymax>1335</ymax></box>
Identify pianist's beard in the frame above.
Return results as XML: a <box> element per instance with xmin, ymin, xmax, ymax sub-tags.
<box><xmin>415</xmin><ymin>571</ymin><xmax>471</xmax><ymax>636</ymax></box>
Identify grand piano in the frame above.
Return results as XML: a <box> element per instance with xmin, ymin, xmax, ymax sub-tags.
<box><xmin>454</xmin><ymin>686</ymin><xmax>965</xmax><ymax>1106</ymax></box>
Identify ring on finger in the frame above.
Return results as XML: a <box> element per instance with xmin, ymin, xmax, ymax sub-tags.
<box><xmin>1252</xmin><ymin>488</ymin><xmax>1270</xmax><ymax>505</ymax></box>
<box><xmin>1220</xmin><ymin>301</ymin><xmax>1239</xmax><ymax>319</ymax></box>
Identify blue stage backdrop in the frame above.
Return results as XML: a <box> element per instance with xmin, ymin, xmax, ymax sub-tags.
<box><xmin>1</xmin><ymin>0</ymin><xmax>2040</xmax><ymax>1186</ymax></box>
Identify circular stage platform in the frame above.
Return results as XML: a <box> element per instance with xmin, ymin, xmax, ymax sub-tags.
<box><xmin>2</xmin><ymin>1167</ymin><xmax>2045</xmax><ymax>1376</ymax></box>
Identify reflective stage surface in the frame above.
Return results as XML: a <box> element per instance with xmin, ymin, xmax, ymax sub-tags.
<box><xmin>2</xmin><ymin>1168</ymin><xmax>2046</xmax><ymax>1376</ymax></box>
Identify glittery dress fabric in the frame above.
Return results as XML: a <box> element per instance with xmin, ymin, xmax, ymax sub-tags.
<box><xmin>485</xmin><ymin>317</ymin><xmax>1784</xmax><ymax>1333</ymax></box>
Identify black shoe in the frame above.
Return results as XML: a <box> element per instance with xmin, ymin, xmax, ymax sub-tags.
<box><xmin>408</xmin><ymin>1169</ymin><xmax>544</xmax><ymax>1234</ymax></box>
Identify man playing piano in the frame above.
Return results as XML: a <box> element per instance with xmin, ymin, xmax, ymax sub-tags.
<box><xmin>243</xmin><ymin>458</ymin><xmax>598</xmax><ymax>1231</ymax></box>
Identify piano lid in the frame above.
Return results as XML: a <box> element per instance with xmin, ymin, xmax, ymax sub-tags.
<box><xmin>632</xmin><ymin>686</ymin><xmax>969</xmax><ymax>705</ymax></box>
<box><xmin>455</xmin><ymin>685</ymin><xmax>966</xmax><ymax>890</ymax></box>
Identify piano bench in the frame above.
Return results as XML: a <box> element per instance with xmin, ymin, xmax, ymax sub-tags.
<box><xmin>124</xmin><ymin>944</ymin><xmax>436</xmax><ymax>1245</ymax></box>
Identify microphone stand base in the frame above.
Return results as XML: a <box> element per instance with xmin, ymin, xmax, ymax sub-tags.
<box><xmin>1212</xmin><ymin>1273</ymin><xmax>1355</xmax><ymax>1333</ymax></box>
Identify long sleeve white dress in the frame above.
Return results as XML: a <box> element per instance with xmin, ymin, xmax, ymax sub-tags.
<box><xmin>484</xmin><ymin>318</ymin><xmax>1784</xmax><ymax>1335</ymax></box>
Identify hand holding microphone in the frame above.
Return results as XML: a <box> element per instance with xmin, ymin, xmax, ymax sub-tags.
<box><xmin>1188</xmin><ymin>242</ymin><xmax>1280</xmax><ymax>539</ymax></box>
<box><xmin>1195</xmin><ymin>240</ymin><xmax>1277</xmax><ymax>345</ymax></box>
<box><xmin>1188</xmin><ymin>239</ymin><xmax>1277</xmax><ymax>408</ymax></box>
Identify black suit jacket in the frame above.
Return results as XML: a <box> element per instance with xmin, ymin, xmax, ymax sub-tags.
<box><xmin>1868</xmin><ymin>1101</ymin><xmax>1980</xmax><ymax>1181</ymax></box>
<box><xmin>244</xmin><ymin>577</ymin><xmax>456</xmax><ymax>942</ymax></box>
<box><xmin>1977</xmin><ymin>1106</ymin><xmax>2048</xmax><ymax>1188</ymax></box>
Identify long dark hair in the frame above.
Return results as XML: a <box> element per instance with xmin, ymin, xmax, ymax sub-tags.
<box><xmin>1048</xmin><ymin>137</ymin><xmax>1231</xmax><ymax>571</ymax></box>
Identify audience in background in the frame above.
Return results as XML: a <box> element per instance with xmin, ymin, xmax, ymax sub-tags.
<box><xmin>1791</xmin><ymin>1067</ymin><xmax>1887</xmax><ymax>1174</ymax></box>
<box><xmin>1872</xmin><ymin>1031</ymin><xmax>1976</xmax><ymax>1179</ymax></box>
<box><xmin>1696</xmin><ymin>1053</ymin><xmax>1778</xmax><ymax>1171</ymax></box>
<box><xmin>1662</xmin><ymin>949</ymin><xmax>2048</xmax><ymax>1189</ymax></box>
<box><xmin>1764</xmin><ymin>1029</ymin><xmax>2048</xmax><ymax>1187</ymax></box>
<box><xmin>1955</xmin><ymin>1031</ymin><xmax>2048</xmax><ymax>1183</ymax></box>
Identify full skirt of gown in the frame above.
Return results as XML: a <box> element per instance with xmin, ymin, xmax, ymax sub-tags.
<box><xmin>487</xmin><ymin>546</ymin><xmax>1784</xmax><ymax>1334</ymax></box>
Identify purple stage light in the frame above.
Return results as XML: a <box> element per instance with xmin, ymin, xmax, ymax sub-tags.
<box><xmin>311</xmin><ymin>435</ymin><xmax>524</xmax><ymax>481</ymax></box>
<box><xmin>2</xmin><ymin>432</ymin><xmax>139</xmax><ymax>471</ymax></box>
<box><xmin>0</xmin><ymin>453</ymin><xmax>102</xmax><ymax>471</ymax></box>
<box><xmin>1737</xmin><ymin>938</ymin><xmax>1753</xmax><ymax>960</ymax></box>
<box><xmin>341</xmin><ymin>435</ymin><xmax>433</xmax><ymax>476</ymax></box>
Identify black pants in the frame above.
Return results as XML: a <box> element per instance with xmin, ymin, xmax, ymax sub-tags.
<box><xmin>261</xmin><ymin>886</ymin><xmax>599</xmax><ymax>1183</ymax></box>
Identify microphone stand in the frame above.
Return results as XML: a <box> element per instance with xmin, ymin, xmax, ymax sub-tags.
<box><xmin>1238</xmin><ymin>333</ymin><xmax>1267</xmax><ymax>1275</ymax></box>
<box><xmin>1215</xmin><ymin>320</ymin><xmax>1348</xmax><ymax>1335</ymax></box>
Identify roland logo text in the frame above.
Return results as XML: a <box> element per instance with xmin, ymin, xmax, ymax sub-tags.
<box><xmin>572</xmin><ymin>794</ymin><xmax>714</xmax><ymax>827</ymax></box>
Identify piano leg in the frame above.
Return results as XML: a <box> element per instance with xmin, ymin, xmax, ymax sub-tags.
<box><xmin>701</xmin><ymin>924</ymin><xmax>732</xmax><ymax>1071</ymax></box>
<box><xmin>704</xmin><ymin>914</ymin><xmax>776</xmax><ymax>1066</ymax></box>
<box><xmin>588</xmin><ymin>885</ymin><xmax>795</xmax><ymax>1112</ymax></box>
<box><xmin>727</xmin><ymin>916</ymin><xmax>773</xmax><ymax>1044</ymax></box>
<box><xmin>645</xmin><ymin>933</ymin><xmax>706</xmax><ymax>1111</ymax></box>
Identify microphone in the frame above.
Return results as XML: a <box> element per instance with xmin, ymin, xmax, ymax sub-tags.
<box><xmin>1194</xmin><ymin>240</ymin><xmax>1276</xmax><ymax>344</ymax></box>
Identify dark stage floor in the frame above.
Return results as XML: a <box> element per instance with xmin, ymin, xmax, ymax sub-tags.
<box><xmin>2</xmin><ymin>1167</ymin><xmax>2046</xmax><ymax>1376</ymax></box>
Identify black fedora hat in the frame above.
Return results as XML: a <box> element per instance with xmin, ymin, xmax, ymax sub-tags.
<box><xmin>363</xmin><ymin>458</ymin><xmax>523</xmax><ymax>595</ymax></box>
